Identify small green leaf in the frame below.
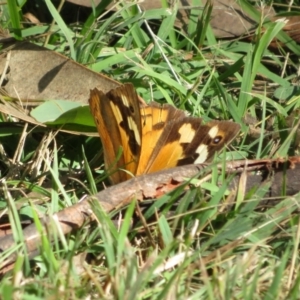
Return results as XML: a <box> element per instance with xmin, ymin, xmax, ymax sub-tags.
<box><xmin>31</xmin><ymin>101</ymin><xmax>95</xmax><ymax>127</ymax></box>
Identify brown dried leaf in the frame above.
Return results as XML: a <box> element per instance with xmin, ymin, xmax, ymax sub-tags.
<box><xmin>0</xmin><ymin>42</ymin><xmax>120</xmax><ymax>104</ymax></box>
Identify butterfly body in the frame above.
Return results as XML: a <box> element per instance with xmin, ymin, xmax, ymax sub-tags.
<box><xmin>89</xmin><ymin>84</ymin><xmax>240</xmax><ymax>184</ymax></box>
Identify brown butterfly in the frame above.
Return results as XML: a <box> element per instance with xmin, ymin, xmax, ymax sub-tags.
<box><xmin>89</xmin><ymin>83</ymin><xmax>240</xmax><ymax>184</ymax></box>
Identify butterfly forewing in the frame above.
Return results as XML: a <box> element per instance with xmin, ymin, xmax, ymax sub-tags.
<box><xmin>177</xmin><ymin>119</ymin><xmax>241</xmax><ymax>166</ymax></box>
<box><xmin>138</xmin><ymin>115</ymin><xmax>240</xmax><ymax>174</ymax></box>
<box><xmin>136</xmin><ymin>103</ymin><xmax>187</xmax><ymax>175</ymax></box>
<box><xmin>89</xmin><ymin>84</ymin><xmax>142</xmax><ymax>184</ymax></box>
<box><xmin>139</xmin><ymin>116</ymin><xmax>202</xmax><ymax>174</ymax></box>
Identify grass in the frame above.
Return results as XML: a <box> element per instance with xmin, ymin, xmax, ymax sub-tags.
<box><xmin>1</xmin><ymin>0</ymin><xmax>300</xmax><ymax>299</ymax></box>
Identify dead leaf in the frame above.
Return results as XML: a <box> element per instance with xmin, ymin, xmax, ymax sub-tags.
<box><xmin>0</xmin><ymin>42</ymin><xmax>120</xmax><ymax>104</ymax></box>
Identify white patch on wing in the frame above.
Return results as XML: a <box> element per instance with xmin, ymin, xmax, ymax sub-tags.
<box><xmin>128</xmin><ymin>116</ymin><xmax>141</xmax><ymax>146</ymax></box>
<box><xmin>194</xmin><ymin>144</ymin><xmax>208</xmax><ymax>164</ymax></box>
<box><xmin>111</xmin><ymin>102</ymin><xmax>123</xmax><ymax>124</ymax></box>
<box><xmin>178</xmin><ymin>123</ymin><xmax>195</xmax><ymax>143</ymax></box>
<box><xmin>121</xmin><ymin>94</ymin><xmax>130</xmax><ymax>107</ymax></box>
<box><xmin>208</xmin><ymin>126</ymin><xmax>219</xmax><ymax>138</ymax></box>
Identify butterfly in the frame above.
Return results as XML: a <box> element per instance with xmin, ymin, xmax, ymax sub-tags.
<box><xmin>89</xmin><ymin>83</ymin><xmax>240</xmax><ymax>184</ymax></box>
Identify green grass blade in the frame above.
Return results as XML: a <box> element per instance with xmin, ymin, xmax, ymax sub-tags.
<box><xmin>44</xmin><ymin>0</ymin><xmax>76</xmax><ymax>60</ymax></box>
